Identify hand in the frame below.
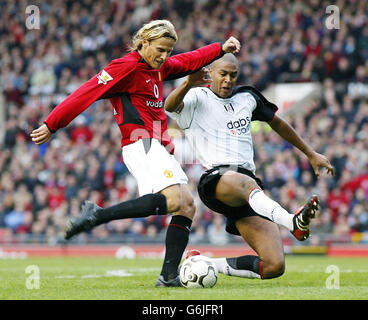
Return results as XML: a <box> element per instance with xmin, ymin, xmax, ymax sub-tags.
<box><xmin>30</xmin><ymin>124</ymin><xmax>52</xmax><ymax>145</ymax></box>
<box><xmin>308</xmin><ymin>151</ymin><xmax>335</xmax><ymax>178</ymax></box>
<box><xmin>222</xmin><ymin>36</ymin><xmax>241</xmax><ymax>54</ymax></box>
<box><xmin>186</xmin><ymin>68</ymin><xmax>212</xmax><ymax>87</ymax></box>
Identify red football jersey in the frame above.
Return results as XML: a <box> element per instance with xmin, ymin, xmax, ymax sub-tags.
<box><xmin>44</xmin><ymin>43</ymin><xmax>224</xmax><ymax>153</ymax></box>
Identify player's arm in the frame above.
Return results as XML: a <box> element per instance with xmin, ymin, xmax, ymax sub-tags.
<box><xmin>163</xmin><ymin>37</ymin><xmax>240</xmax><ymax>81</ymax></box>
<box><xmin>164</xmin><ymin>68</ymin><xmax>211</xmax><ymax>113</ymax></box>
<box><xmin>268</xmin><ymin>115</ymin><xmax>335</xmax><ymax>178</ymax></box>
<box><xmin>30</xmin><ymin>60</ymin><xmax>134</xmax><ymax>145</ymax></box>
<box><xmin>30</xmin><ymin>71</ymin><xmax>110</xmax><ymax>145</ymax></box>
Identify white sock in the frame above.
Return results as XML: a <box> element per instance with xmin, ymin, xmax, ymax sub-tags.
<box><xmin>212</xmin><ymin>258</ymin><xmax>260</xmax><ymax>279</ymax></box>
<box><xmin>248</xmin><ymin>188</ymin><xmax>294</xmax><ymax>231</ymax></box>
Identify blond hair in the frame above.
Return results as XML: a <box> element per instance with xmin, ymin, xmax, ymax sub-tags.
<box><xmin>131</xmin><ymin>20</ymin><xmax>178</xmax><ymax>51</ymax></box>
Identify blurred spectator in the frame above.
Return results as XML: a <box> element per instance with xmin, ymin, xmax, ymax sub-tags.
<box><xmin>189</xmin><ymin>223</ymin><xmax>207</xmax><ymax>244</ymax></box>
<box><xmin>348</xmin><ymin>203</ymin><xmax>368</xmax><ymax>232</ymax></box>
<box><xmin>70</xmin><ymin>115</ymin><xmax>94</xmax><ymax>144</ymax></box>
<box><xmin>207</xmin><ymin>214</ymin><xmax>229</xmax><ymax>245</ymax></box>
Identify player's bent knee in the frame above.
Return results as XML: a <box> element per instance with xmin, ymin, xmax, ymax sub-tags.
<box><xmin>165</xmin><ymin>192</ymin><xmax>196</xmax><ymax>219</ymax></box>
<box><xmin>239</xmin><ymin>178</ymin><xmax>259</xmax><ymax>201</ymax></box>
<box><xmin>217</xmin><ymin>174</ymin><xmax>258</xmax><ymax>204</ymax></box>
<box><xmin>166</xmin><ymin>196</ymin><xmax>181</xmax><ymax>213</ymax></box>
<box><xmin>272</xmin><ymin>260</ymin><xmax>285</xmax><ymax>277</ymax></box>
<box><xmin>178</xmin><ymin>197</ymin><xmax>196</xmax><ymax>219</ymax></box>
<box><xmin>263</xmin><ymin>259</ymin><xmax>285</xmax><ymax>279</ymax></box>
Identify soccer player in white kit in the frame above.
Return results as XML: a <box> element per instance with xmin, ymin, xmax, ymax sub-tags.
<box><xmin>165</xmin><ymin>54</ymin><xmax>335</xmax><ymax>279</ymax></box>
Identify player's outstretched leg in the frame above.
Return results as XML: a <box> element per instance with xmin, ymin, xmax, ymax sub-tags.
<box><xmin>64</xmin><ymin>193</ymin><xmax>168</xmax><ymax>240</ymax></box>
<box><xmin>64</xmin><ymin>201</ymin><xmax>101</xmax><ymax>240</ymax></box>
<box><xmin>291</xmin><ymin>195</ymin><xmax>320</xmax><ymax>241</ymax></box>
<box><xmin>216</xmin><ymin>172</ymin><xmax>320</xmax><ymax>242</ymax></box>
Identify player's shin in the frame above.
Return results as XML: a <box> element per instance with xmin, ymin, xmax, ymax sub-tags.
<box><xmin>93</xmin><ymin>193</ymin><xmax>167</xmax><ymax>225</ymax></box>
<box><xmin>248</xmin><ymin>188</ymin><xmax>294</xmax><ymax>231</ymax></box>
<box><xmin>212</xmin><ymin>256</ymin><xmax>262</xmax><ymax>279</ymax></box>
<box><xmin>160</xmin><ymin>215</ymin><xmax>192</xmax><ymax>281</ymax></box>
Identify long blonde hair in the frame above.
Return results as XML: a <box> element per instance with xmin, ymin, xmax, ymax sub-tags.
<box><xmin>131</xmin><ymin>20</ymin><xmax>178</xmax><ymax>51</ymax></box>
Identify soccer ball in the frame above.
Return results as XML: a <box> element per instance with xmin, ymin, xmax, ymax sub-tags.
<box><xmin>179</xmin><ymin>255</ymin><xmax>218</xmax><ymax>288</ymax></box>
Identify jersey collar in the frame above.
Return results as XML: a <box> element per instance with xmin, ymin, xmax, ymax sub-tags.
<box><xmin>207</xmin><ymin>87</ymin><xmax>234</xmax><ymax>101</ymax></box>
<box><xmin>132</xmin><ymin>50</ymin><xmax>154</xmax><ymax>69</ymax></box>
<box><xmin>132</xmin><ymin>50</ymin><xmax>165</xmax><ymax>72</ymax></box>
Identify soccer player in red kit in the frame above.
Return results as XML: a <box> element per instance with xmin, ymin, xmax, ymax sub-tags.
<box><xmin>30</xmin><ymin>20</ymin><xmax>240</xmax><ymax>287</ymax></box>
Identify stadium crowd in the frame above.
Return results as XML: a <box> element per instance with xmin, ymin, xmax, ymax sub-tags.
<box><xmin>0</xmin><ymin>0</ymin><xmax>368</xmax><ymax>244</ymax></box>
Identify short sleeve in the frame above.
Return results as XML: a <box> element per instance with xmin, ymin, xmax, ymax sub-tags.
<box><xmin>249</xmin><ymin>90</ymin><xmax>278</xmax><ymax>122</ymax></box>
<box><xmin>233</xmin><ymin>86</ymin><xmax>278</xmax><ymax>122</ymax></box>
<box><xmin>166</xmin><ymin>88</ymin><xmax>198</xmax><ymax>129</ymax></box>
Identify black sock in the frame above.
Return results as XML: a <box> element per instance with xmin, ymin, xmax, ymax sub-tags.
<box><xmin>226</xmin><ymin>255</ymin><xmax>262</xmax><ymax>277</ymax></box>
<box><xmin>94</xmin><ymin>193</ymin><xmax>167</xmax><ymax>225</ymax></box>
<box><xmin>160</xmin><ymin>215</ymin><xmax>192</xmax><ymax>281</ymax></box>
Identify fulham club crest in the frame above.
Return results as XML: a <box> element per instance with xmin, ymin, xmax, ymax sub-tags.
<box><xmin>223</xmin><ymin>103</ymin><xmax>234</xmax><ymax>114</ymax></box>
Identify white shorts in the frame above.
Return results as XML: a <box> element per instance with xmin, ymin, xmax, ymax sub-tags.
<box><xmin>122</xmin><ymin>138</ymin><xmax>188</xmax><ymax>196</ymax></box>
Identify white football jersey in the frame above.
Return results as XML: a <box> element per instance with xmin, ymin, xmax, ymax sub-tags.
<box><xmin>167</xmin><ymin>86</ymin><xmax>278</xmax><ymax>174</ymax></box>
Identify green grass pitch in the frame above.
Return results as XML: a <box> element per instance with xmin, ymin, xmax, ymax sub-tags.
<box><xmin>1</xmin><ymin>256</ymin><xmax>367</xmax><ymax>300</ymax></box>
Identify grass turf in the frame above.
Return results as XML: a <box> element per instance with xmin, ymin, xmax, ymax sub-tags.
<box><xmin>0</xmin><ymin>255</ymin><xmax>367</xmax><ymax>300</ymax></box>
